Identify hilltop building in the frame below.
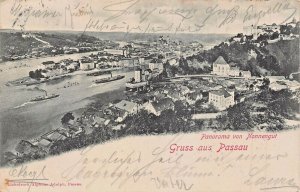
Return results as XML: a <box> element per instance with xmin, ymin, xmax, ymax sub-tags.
<box><xmin>243</xmin><ymin>19</ymin><xmax>298</xmax><ymax>39</ymax></box>
<box><xmin>243</xmin><ymin>23</ymin><xmax>280</xmax><ymax>39</ymax></box>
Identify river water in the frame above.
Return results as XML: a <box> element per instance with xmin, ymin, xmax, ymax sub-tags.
<box><xmin>0</xmin><ymin>52</ymin><xmax>134</xmax><ymax>155</ymax></box>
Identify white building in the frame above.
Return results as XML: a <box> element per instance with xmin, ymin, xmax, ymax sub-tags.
<box><xmin>212</xmin><ymin>56</ymin><xmax>251</xmax><ymax>78</ymax></box>
<box><xmin>79</xmin><ymin>59</ymin><xmax>95</xmax><ymax>70</ymax></box>
<box><xmin>114</xmin><ymin>100</ymin><xmax>139</xmax><ymax>115</ymax></box>
<box><xmin>42</xmin><ymin>61</ymin><xmax>56</xmax><ymax>69</ymax></box>
<box><xmin>143</xmin><ymin>98</ymin><xmax>174</xmax><ymax>116</ymax></box>
<box><xmin>212</xmin><ymin>56</ymin><xmax>230</xmax><ymax>76</ymax></box>
<box><xmin>243</xmin><ymin>23</ymin><xmax>280</xmax><ymax>39</ymax></box>
<box><xmin>104</xmin><ymin>49</ymin><xmax>127</xmax><ymax>57</ymax></box>
<box><xmin>209</xmin><ymin>89</ymin><xmax>235</xmax><ymax>110</ymax></box>
<box><xmin>134</xmin><ymin>68</ymin><xmax>142</xmax><ymax>82</ymax></box>
<box><xmin>229</xmin><ymin>67</ymin><xmax>240</xmax><ymax>77</ymax></box>
<box><xmin>241</xmin><ymin>71</ymin><xmax>251</xmax><ymax>78</ymax></box>
<box><xmin>149</xmin><ymin>59</ymin><xmax>164</xmax><ymax>71</ymax></box>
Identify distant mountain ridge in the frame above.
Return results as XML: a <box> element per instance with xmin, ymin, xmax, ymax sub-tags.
<box><xmin>0</xmin><ymin>29</ymin><xmax>232</xmax><ymax>43</ymax></box>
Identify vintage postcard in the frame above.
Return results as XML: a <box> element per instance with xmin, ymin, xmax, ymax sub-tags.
<box><xmin>0</xmin><ymin>0</ymin><xmax>299</xmax><ymax>191</ymax></box>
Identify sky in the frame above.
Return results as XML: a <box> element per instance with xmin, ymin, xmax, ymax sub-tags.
<box><xmin>0</xmin><ymin>0</ymin><xmax>299</xmax><ymax>34</ymax></box>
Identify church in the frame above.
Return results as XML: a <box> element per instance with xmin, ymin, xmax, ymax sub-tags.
<box><xmin>212</xmin><ymin>56</ymin><xmax>230</xmax><ymax>76</ymax></box>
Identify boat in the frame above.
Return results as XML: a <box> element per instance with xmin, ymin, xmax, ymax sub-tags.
<box><xmin>87</xmin><ymin>71</ymin><xmax>111</xmax><ymax>76</ymax></box>
<box><xmin>94</xmin><ymin>75</ymin><xmax>125</xmax><ymax>84</ymax></box>
<box><xmin>30</xmin><ymin>92</ymin><xmax>59</xmax><ymax>102</ymax></box>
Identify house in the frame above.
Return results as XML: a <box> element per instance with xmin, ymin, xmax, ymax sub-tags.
<box><xmin>3</xmin><ymin>152</ymin><xmax>18</xmax><ymax>165</ymax></box>
<box><xmin>115</xmin><ymin>110</ymin><xmax>128</xmax><ymax>123</ymax></box>
<box><xmin>209</xmin><ymin>89</ymin><xmax>234</xmax><ymax>110</ymax></box>
<box><xmin>45</xmin><ymin>131</ymin><xmax>67</xmax><ymax>142</ymax></box>
<box><xmin>269</xmin><ymin>82</ymin><xmax>288</xmax><ymax>91</ymax></box>
<box><xmin>241</xmin><ymin>71</ymin><xmax>251</xmax><ymax>78</ymax></box>
<box><xmin>92</xmin><ymin>116</ymin><xmax>107</xmax><ymax>127</ymax></box>
<box><xmin>144</xmin><ymin>98</ymin><xmax>174</xmax><ymax>116</ymax></box>
<box><xmin>212</xmin><ymin>56</ymin><xmax>230</xmax><ymax>76</ymax></box>
<box><xmin>149</xmin><ymin>58</ymin><xmax>164</xmax><ymax>71</ymax></box>
<box><xmin>186</xmin><ymin>92</ymin><xmax>203</xmax><ymax>105</ymax></box>
<box><xmin>144</xmin><ymin>69</ymin><xmax>152</xmax><ymax>81</ymax></box>
<box><xmin>37</xmin><ymin>138</ymin><xmax>52</xmax><ymax>149</ymax></box>
<box><xmin>266</xmin><ymin>76</ymin><xmax>285</xmax><ymax>83</ymax></box>
<box><xmin>167</xmin><ymin>90</ymin><xmax>183</xmax><ymax>101</ymax></box>
<box><xmin>233</xmin><ymin>37</ymin><xmax>242</xmax><ymax>42</ymax></box>
<box><xmin>79</xmin><ymin>58</ymin><xmax>95</xmax><ymax>70</ymax></box>
<box><xmin>114</xmin><ymin>100</ymin><xmax>139</xmax><ymax>115</ymax></box>
<box><xmin>42</xmin><ymin>61</ymin><xmax>56</xmax><ymax>69</ymax></box>
<box><xmin>229</xmin><ymin>67</ymin><xmax>240</xmax><ymax>77</ymax></box>
<box><xmin>104</xmin><ymin>49</ymin><xmax>127</xmax><ymax>57</ymax></box>
<box><xmin>66</xmin><ymin>62</ymin><xmax>79</xmax><ymax>71</ymax></box>
<box><xmin>15</xmin><ymin>140</ymin><xmax>38</xmax><ymax>155</ymax></box>
<box><xmin>179</xmin><ymin>85</ymin><xmax>191</xmax><ymax>95</ymax></box>
<box><xmin>235</xmin><ymin>84</ymin><xmax>248</xmax><ymax>91</ymax></box>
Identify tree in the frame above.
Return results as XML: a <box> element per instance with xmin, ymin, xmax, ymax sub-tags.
<box><xmin>174</xmin><ymin>100</ymin><xmax>191</xmax><ymax>118</ymax></box>
<box><xmin>158</xmin><ymin>54</ymin><xmax>164</xmax><ymax>59</ymax></box>
<box><xmin>207</xmin><ymin>103</ymin><xmax>218</xmax><ymax>113</ymax></box>
<box><xmin>262</xmin><ymin>78</ymin><xmax>270</xmax><ymax>89</ymax></box>
<box><xmin>227</xmin><ymin>104</ymin><xmax>255</xmax><ymax>130</ymax></box>
<box><xmin>267</xmin><ymin>90</ymin><xmax>299</xmax><ymax>118</ymax></box>
<box><xmin>257</xmin><ymin>34</ymin><xmax>269</xmax><ymax>42</ymax></box>
<box><xmin>270</xmin><ymin>32</ymin><xmax>279</xmax><ymax>40</ymax></box>
<box><xmin>61</xmin><ymin>112</ymin><xmax>75</xmax><ymax>125</ymax></box>
<box><xmin>29</xmin><ymin>71</ymin><xmax>35</xmax><ymax>78</ymax></box>
<box><xmin>236</xmin><ymin>33</ymin><xmax>243</xmax><ymax>38</ymax></box>
<box><xmin>216</xmin><ymin>113</ymin><xmax>228</xmax><ymax>129</ymax></box>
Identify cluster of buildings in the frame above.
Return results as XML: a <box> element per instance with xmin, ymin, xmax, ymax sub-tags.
<box><xmin>243</xmin><ymin>18</ymin><xmax>299</xmax><ymax>41</ymax></box>
<box><xmin>39</xmin><ymin>59</ymin><xmax>79</xmax><ymax>78</ymax></box>
<box><xmin>13</xmin><ymin>127</ymin><xmax>77</xmax><ymax>158</ymax></box>
<box><xmin>78</xmin><ymin>53</ymin><xmax>145</xmax><ymax>71</ymax></box>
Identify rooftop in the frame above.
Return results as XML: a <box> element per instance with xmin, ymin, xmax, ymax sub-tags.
<box><xmin>114</xmin><ymin>100</ymin><xmax>137</xmax><ymax>113</ymax></box>
<box><xmin>210</xmin><ymin>89</ymin><xmax>232</xmax><ymax>98</ymax></box>
<box><xmin>214</xmin><ymin>56</ymin><xmax>228</xmax><ymax>65</ymax></box>
<box><xmin>42</xmin><ymin>61</ymin><xmax>55</xmax><ymax>65</ymax></box>
<box><xmin>151</xmin><ymin>98</ymin><xmax>174</xmax><ymax>113</ymax></box>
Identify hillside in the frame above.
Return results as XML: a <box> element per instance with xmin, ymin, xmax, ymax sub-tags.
<box><xmin>265</xmin><ymin>39</ymin><xmax>299</xmax><ymax>75</ymax></box>
<box><xmin>0</xmin><ymin>32</ymin><xmax>105</xmax><ymax>60</ymax></box>
<box><xmin>0</xmin><ymin>32</ymin><xmax>43</xmax><ymax>57</ymax></box>
<box><xmin>172</xmin><ymin>37</ymin><xmax>299</xmax><ymax>77</ymax></box>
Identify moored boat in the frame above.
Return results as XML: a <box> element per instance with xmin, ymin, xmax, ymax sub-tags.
<box><xmin>30</xmin><ymin>93</ymin><xmax>59</xmax><ymax>102</ymax></box>
<box><xmin>94</xmin><ymin>75</ymin><xmax>125</xmax><ymax>84</ymax></box>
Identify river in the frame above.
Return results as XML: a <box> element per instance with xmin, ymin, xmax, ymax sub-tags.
<box><xmin>0</xmin><ymin>52</ymin><xmax>135</xmax><ymax>156</ymax></box>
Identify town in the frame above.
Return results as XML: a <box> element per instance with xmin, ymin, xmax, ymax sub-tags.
<box><xmin>1</xmin><ymin>19</ymin><xmax>300</xmax><ymax>166</ymax></box>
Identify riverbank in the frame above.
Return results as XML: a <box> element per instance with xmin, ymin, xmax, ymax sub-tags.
<box><xmin>0</xmin><ymin>52</ymin><xmax>135</xmax><ymax>162</ymax></box>
<box><xmin>0</xmin><ymin>87</ymin><xmax>126</xmax><ymax>164</ymax></box>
